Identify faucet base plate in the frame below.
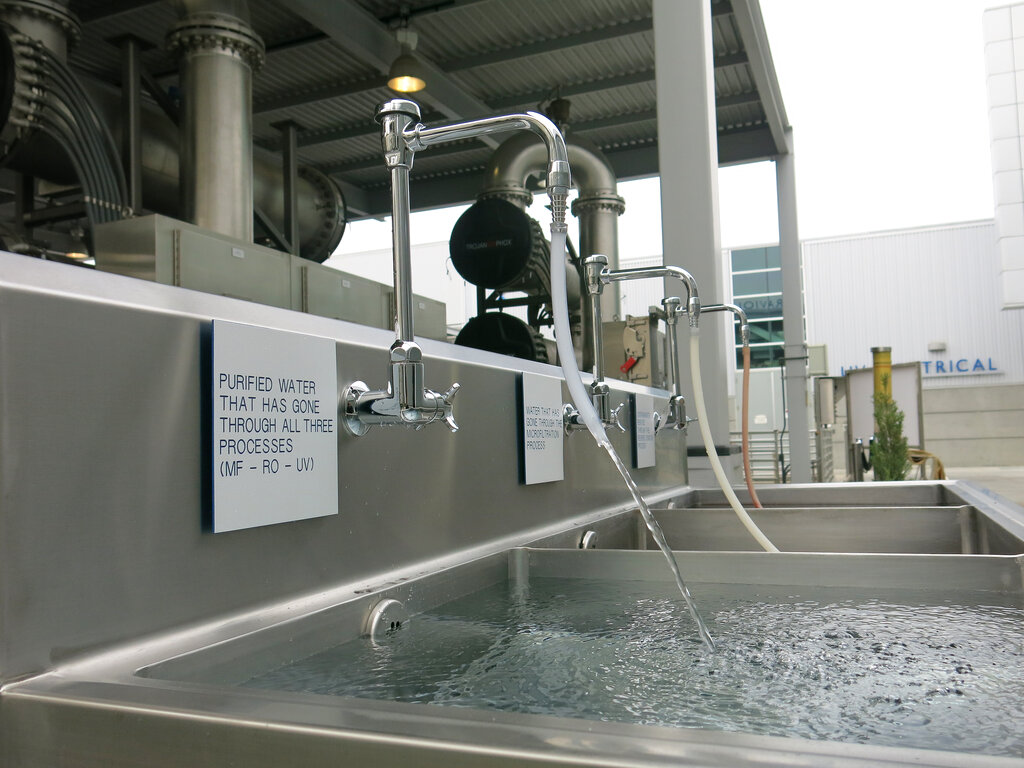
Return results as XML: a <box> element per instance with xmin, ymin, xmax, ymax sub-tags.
<box><xmin>342</xmin><ymin>381</ymin><xmax>372</xmax><ymax>437</ymax></box>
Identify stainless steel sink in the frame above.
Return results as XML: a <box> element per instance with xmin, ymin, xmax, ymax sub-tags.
<box><xmin>6</xmin><ymin>538</ymin><xmax>1023</xmax><ymax>767</ymax></box>
<box><xmin>4</xmin><ymin>260</ymin><xmax>1024</xmax><ymax>768</ymax></box>
<box><xmin>633</xmin><ymin>482</ymin><xmax>1024</xmax><ymax>554</ymax></box>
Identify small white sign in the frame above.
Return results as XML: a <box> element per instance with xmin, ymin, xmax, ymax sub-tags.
<box><xmin>520</xmin><ymin>372</ymin><xmax>564</xmax><ymax>485</ymax></box>
<box><xmin>211</xmin><ymin>320</ymin><xmax>338</xmax><ymax>532</ymax></box>
<box><xmin>632</xmin><ymin>393</ymin><xmax>656</xmax><ymax>469</ymax></box>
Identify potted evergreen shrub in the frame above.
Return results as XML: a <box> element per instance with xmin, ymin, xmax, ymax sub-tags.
<box><xmin>872</xmin><ymin>373</ymin><xmax>910</xmax><ymax>481</ymax></box>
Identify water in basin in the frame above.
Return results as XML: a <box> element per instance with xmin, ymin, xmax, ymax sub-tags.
<box><xmin>243</xmin><ymin>577</ymin><xmax>1024</xmax><ymax>758</ymax></box>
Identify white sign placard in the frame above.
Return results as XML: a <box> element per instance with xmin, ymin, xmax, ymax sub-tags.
<box><xmin>520</xmin><ymin>372</ymin><xmax>564</xmax><ymax>485</ymax></box>
<box><xmin>211</xmin><ymin>320</ymin><xmax>338</xmax><ymax>532</ymax></box>
<box><xmin>631</xmin><ymin>393</ymin><xmax>657</xmax><ymax>469</ymax></box>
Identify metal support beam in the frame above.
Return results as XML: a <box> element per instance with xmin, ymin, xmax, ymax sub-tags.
<box><xmin>776</xmin><ymin>129</ymin><xmax>811</xmax><ymax>482</ymax></box>
<box><xmin>730</xmin><ymin>0</ymin><xmax>790</xmax><ymax>154</ymax></box>
<box><xmin>330</xmin><ymin>178</ymin><xmax>372</xmax><ymax>218</ymax></box>
<box><xmin>273</xmin><ymin>121</ymin><xmax>301</xmax><ymax>255</ymax></box>
<box><xmin>15</xmin><ymin>174</ymin><xmax>34</xmax><ymax>237</ymax></box>
<box><xmin>254</xmin><ymin>205</ymin><xmax>290</xmax><ymax>253</ymax></box>
<box><xmin>653</xmin><ymin>0</ymin><xmax>735</xmax><ymax>485</ymax></box>
<box><xmin>285</xmin><ymin>0</ymin><xmax>499</xmax><ymax>147</ymax></box>
<box><xmin>117</xmin><ymin>36</ymin><xmax>145</xmax><ymax>213</ymax></box>
<box><xmin>21</xmin><ymin>201</ymin><xmax>87</xmax><ymax>227</ymax></box>
<box><xmin>139</xmin><ymin>66</ymin><xmax>179</xmax><ymax>126</ymax></box>
<box><xmin>255</xmin><ymin>14</ymin><xmax>751</xmax><ymax>121</ymax></box>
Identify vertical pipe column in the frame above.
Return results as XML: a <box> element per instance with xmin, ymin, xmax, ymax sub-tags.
<box><xmin>653</xmin><ymin>0</ymin><xmax>733</xmax><ymax>484</ymax></box>
<box><xmin>167</xmin><ymin>8</ymin><xmax>264</xmax><ymax>242</ymax></box>
<box><xmin>273</xmin><ymin>120</ymin><xmax>301</xmax><ymax>255</ymax></box>
<box><xmin>583</xmin><ymin>255</ymin><xmax>608</xmax><ymax>381</ymax></box>
<box><xmin>390</xmin><ymin>164</ymin><xmax>415</xmax><ymax>342</ymax></box>
<box><xmin>574</xmin><ymin>193</ymin><xmax>625</xmax><ymax>320</ymax></box>
<box><xmin>777</xmin><ymin>129</ymin><xmax>811</xmax><ymax>483</ymax></box>
<box><xmin>118</xmin><ymin>36</ymin><xmax>145</xmax><ymax>213</ymax></box>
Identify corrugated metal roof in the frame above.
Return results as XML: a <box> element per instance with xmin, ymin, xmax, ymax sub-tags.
<box><xmin>57</xmin><ymin>0</ymin><xmax>788</xmax><ymax>219</ymax></box>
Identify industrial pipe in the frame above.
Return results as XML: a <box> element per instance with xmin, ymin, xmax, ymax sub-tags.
<box><xmin>167</xmin><ymin>0</ymin><xmax>264</xmax><ymax>242</ymax></box>
<box><xmin>479</xmin><ymin>131</ymin><xmax>625</xmax><ymax>368</ymax></box>
<box><xmin>0</xmin><ymin>3</ymin><xmax>345</xmax><ymax>261</ymax></box>
<box><xmin>480</xmin><ymin>131</ymin><xmax>625</xmax><ymax>315</ymax></box>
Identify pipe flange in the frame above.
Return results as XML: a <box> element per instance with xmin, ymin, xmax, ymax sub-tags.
<box><xmin>167</xmin><ymin>12</ymin><xmax>265</xmax><ymax>71</ymax></box>
<box><xmin>572</xmin><ymin>192</ymin><xmax>626</xmax><ymax>217</ymax></box>
<box><xmin>478</xmin><ymin>184</ymin><xmax>533</xmax><ymax>209</ymax></box>
<box><xmin>0</xmin><ymin>0</ymin><xmax>81</xmax><ymax>48</ymax></box>
<box><xmin>0</xmin><ymin>28</ymin><xmax>42</xmax><ymax>150</ymax></box>
<box><xmin>297</xmin><ymin>165</ymin><xmax>346</xmax><ymax>263</ymax></box>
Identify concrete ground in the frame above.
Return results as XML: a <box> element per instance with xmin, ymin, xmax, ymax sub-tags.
<box><xmin>945</xmin><ymin>466</ymin><xmax>1024</xmax><ymax>506</ymax></box>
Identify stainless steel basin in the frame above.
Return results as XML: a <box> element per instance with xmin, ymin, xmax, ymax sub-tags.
<box><xmin>633</xmin><ymin>482</ymin><xmax>1024</xmax><ymax>554</ymax></box>
<box><xmin>5</xmin><ymin>537</ymin><xmax>1023</xmax><ymax>767</ymax></box>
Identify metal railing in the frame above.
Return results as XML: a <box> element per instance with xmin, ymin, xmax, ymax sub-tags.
<box><xmin>730</xmin><ymin>427</ymin><xmax>835</xmax><ymax>483</ymax></box>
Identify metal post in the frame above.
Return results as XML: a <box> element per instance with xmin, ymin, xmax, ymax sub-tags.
<box><xmin>118</xmin><ymin>36</ymin><xmax>145</xmax><ymax>214</ymax></box>
<box><xmin>584</xmin><ymin>255</ymin><xmax>608</xmax><ymax>381</ymax></box>
<box><xmin>653</xmin><ymin>0</ymin><xmax>732</xmax><ymax>483</ymax></box>
<box><xmin>776</xmin><ymin>128</ymin><xmax>812</xmax><ymax>483</ymax></box>
<box><xmin>273</xmin><ymin>120</ymin><xmax>301</xmax><ymax>255</ymax></box>
<box><xmin>390</xmin><ymin>164</ymin><xmax>415</xmax><ymax>342</ymax></box>
<box><xmin>15</xmin><ymin>174</ymin><xmax>35</xmax><ymax>238</ymax></box>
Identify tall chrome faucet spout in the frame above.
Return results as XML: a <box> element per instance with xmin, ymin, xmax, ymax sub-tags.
<box><xmin>344</xmin><ymin>99</ymin><xmax>571</xmax><ymax>436</ymax></box>
<box><xmin>601</xmin><ymin>265</ymin><xmax>701</xmax><ymax>325</ymax></box>
<box><xmin>406</xmin><ymin>110</ymin><xmax>570</xmax><ymax>226</ymax></box>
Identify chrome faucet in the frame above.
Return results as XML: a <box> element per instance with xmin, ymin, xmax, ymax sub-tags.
<box><xmin>658</xmin><ymin>296</ymin><xmax>687</xmax><ymax>431</ymax></box>
<box><xmin>701</xmin><ymin>302</ymin><xmax>750</xmax><ymax>346</ymax></box>
<box><xmin>565</xmin><ymin>257</ymin><xmax>702</xmax><ymax>433</ymax></box>
<box><xmin>343</xmin><ymin>99</ymin><xmax>570</xmax><ymax>436</ymax></box>
<box><xmin>657</xmin><ymin>300</ymin><xmax>749</xmax><ymax>432</ymax></box>
<box><xmin>564</xmin><ymin>255</ymin><xmax>626</xmax><ymax>433</ymax></box>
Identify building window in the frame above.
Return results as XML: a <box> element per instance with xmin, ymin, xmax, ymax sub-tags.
<box><xmin>731</xmin><ymin>246</ymin><xmax>783</xmax><ymax>368</ymax></box>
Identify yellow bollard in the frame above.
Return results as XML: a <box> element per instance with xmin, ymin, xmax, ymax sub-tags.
<box><xmin>872</xmin><ymin>346</ymin><xmax>892</xmax><ymax>397</ymax></box>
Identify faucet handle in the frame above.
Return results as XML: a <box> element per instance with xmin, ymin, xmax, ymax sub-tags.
<box><xmin>440</xmin><ymin>382</ymin><xmax>461</xmax><ymax>432</ymax></box>
<box><xmin>610</xmin><ymin>401</ymin><xmax>626</xmax><ymax>432</ymax></box>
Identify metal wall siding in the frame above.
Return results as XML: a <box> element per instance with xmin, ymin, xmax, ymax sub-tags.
<box><xmin>802</xmin><ymin>221</ymin><xmax>1024</xmax><ymax>388</ymax></box>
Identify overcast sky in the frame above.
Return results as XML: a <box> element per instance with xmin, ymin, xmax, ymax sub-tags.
<box><xmin>336</xmin><ymin>0</ymin><xmax>1004</xmax><ymax>259</ymax></box>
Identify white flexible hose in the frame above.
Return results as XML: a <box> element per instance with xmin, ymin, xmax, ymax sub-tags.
<box><xmin>549</xmin><ymin>227</ymin><xmax>610</xmax><ymax>448</ymax></box>
<box><xmin>689</xmin><ymin>327</ymin><xmax>779</xmax><ymax>552</ymax></box>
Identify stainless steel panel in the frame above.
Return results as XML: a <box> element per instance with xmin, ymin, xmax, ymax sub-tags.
<box><xmin>0</xmin><ymin>252</ymin><xmax>687</xmax><ymax>683</ymax></box>
<box><xmin>5</xmin><ymin>547</ymin><xmax>1022</xmax><ymax>768</ymax></box>
<box><xmin>519</xmin><ymin>549</ymin><xmax>1024</xmax><ymax>593</ymax></box>
<box><xmin>95</xmin><ymin>214</ymin><xmax>447</xmax><ymax>337</ymax></box>
<box><xmin>687</xmin><ymin>481</ymin><xmax>959</xmax><ymax>508</ymax></box>
<box><xmin>177</xmin><ymin>229</ymin><xmax>292</xmax><ymax>308</ymax></box>
<box><xmin>642</xmin><ymin>506</ymin><xmax>977</xmax><ymax>554</ymax></box>
<box><xmin>301</xmin><ymin>262</ymin><xmax>386</xmax><ymax>325</ymax></box>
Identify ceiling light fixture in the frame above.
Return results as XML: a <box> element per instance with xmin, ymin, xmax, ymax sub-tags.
<box><xmin>388</xmin><ymin>26</ymin><xmax>425</xmax><ymax>93</ymax></box>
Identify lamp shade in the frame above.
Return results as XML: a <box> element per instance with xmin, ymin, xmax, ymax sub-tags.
<box><xmin>388</xmin><ymin>50</ymin><xmax>425</xmax><ymax>93</ymax></box>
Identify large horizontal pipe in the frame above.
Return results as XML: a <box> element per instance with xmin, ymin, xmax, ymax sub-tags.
<box><xmin>1</xmin><ymin>73</ymin><xmax>345</xmax><ymax>261</ymax></box>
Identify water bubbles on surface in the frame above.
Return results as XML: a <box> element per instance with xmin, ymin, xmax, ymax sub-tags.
<box><xmin>241</xmin><ymin>580</ymin><xmax>1024</xmax><ymax>759</ymax></box>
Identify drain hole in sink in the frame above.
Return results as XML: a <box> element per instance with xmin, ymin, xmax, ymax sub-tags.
<box><xmin>363</xmin><ymin>598</ymin><xmax>409</xmax><ymax>642</ymax></box>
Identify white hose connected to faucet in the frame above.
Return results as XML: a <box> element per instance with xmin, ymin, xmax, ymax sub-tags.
<box><xmin>689</xmin><ymin>326</ymin><xmax>779</xmax><ymax>552</ymax></box>
<box><xmin>549</xmin><ymin>227</ymin><xmax>610</xmax><ymax>448</ymax></box>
